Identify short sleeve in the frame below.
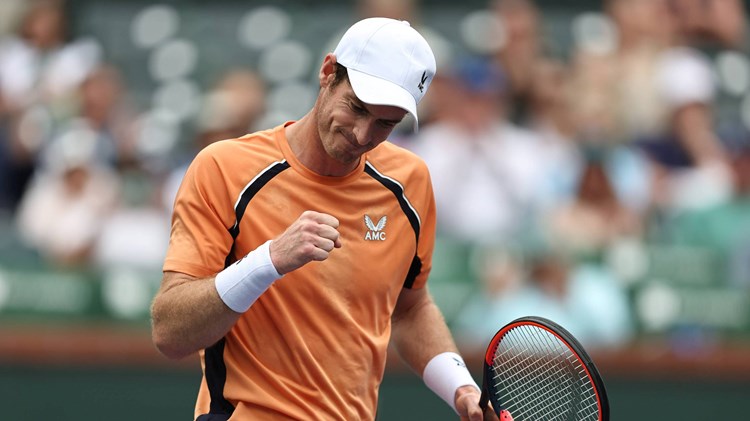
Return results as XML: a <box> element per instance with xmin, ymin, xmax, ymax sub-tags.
<box><xmin>162</xmin><ymin>147</ymin><xmax>235</xmax><ymax>277</ymax></box>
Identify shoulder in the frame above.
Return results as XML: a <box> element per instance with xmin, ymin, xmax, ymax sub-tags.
<box><xmin>194</xmin><ymin>127</ymin><xmax>282</xmax><ymax>168</ymax></box>
<box><xmin>182</xmin><ymin>127</ymin><xmax>286</xmax><ymax>197</ymax></box>
<box><xmin>365</xmin><ymin>142</ymin><xmax>435</xmax><ymax>212</ymax></box>
<box><xmin>366</xmin><ymin>141</ymin><xmax>431</xmax><ymax>179</ymax></box>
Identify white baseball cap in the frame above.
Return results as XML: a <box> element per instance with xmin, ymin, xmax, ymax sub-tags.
<box><xmin>333</xmin><ymin>17</ymin><xmax>436</xmax><ymax>126</ymax></box>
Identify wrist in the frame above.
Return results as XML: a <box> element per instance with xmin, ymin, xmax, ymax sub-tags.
<box><xmin>422</xmin><ymin>352</ymin><xmax>480</xmax><ymax>414</ymax></box>
<box><xmin>215</xmin><ymin>240</ymin><xmax>283</xmax><ymax>313</ymax></box>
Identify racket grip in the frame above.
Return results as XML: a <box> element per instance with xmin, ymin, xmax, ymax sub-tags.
<box><xmin>500</xmin><ymin>410</ymin><xmax>514</xmax><ymax>421</ymax></box>
<box><xmin>478</xmin><ymin>375</ymin><xmax>489</xmax><ymax>411</ymax></box>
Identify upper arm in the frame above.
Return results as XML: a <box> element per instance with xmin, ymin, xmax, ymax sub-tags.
<box><xmin>392</xmin><ymin>286</ymin><xmax>431</xmax><ymax>323</ymax></box>
<box><xmin>156</xmin><ymin>270</ymin><xmax>199</xmax><ymax>297</ymax></box>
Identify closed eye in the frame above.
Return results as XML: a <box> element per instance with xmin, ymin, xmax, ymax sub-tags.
<box><xmin>348</xmin><ymin>96</ymin><xmax>403</xmax><ymax>128</ymax></box>
<box><xmin>378</xmin><ymin>119</ymin><xmax>398</xmax><ymax>128</ymax></box>
<box><xmin>350</xmin><ymin>101</ymin><xmax>367</xmax><ymax>115</ymax></box>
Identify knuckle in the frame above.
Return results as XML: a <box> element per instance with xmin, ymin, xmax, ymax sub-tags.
<box><xmin>299</xmin><ymin>221</ymin><xmax>317</xmax><ymax>234</ymax></box>
<box><xmin>299</xmin><ymin>242</ymin><xmax>316</xmax><ymax>257</ymax></box>
<box><xmin>312</xmin><ymin>249</ymin><xmax>328</xmax><ymax>261</ymax></box>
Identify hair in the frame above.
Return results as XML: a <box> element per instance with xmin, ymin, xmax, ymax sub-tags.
<box><xmin>330</xmin><ymin>63</ymin><xmax>350</xmax><ymax>88</ymax></box>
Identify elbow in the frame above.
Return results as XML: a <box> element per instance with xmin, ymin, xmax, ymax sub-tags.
<box><xmin>158</xmin><ymin>346</ymin><xmax>193</xmax><ymax>361</ymax></box>
<box><xmin>152</xmin><ymin>327</ymin><xmax>194</xmax><ymax>360</ymax></box>
<box><xmin>150</xmin><ymin>307</ymin><xmax>194</xmax><ymax>360</ymax></box>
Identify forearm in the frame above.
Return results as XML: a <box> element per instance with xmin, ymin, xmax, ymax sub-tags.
<box><xmin>151</xmin><ymin>273</ymin><xmax>241</xmax><ymax>359</ymax></box>
<box><xmin>391</xmin><ymin>287</ymin><xmax>481</xmax><ymax>415</ymax></box>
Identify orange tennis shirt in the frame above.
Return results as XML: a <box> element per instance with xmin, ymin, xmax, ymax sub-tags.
<box><xmin>163</xmin><ymin>122</ymin><xmax>437</xmax><ymax>420</ymax></box>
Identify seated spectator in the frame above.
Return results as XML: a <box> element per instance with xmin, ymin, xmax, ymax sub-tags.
<box><xmin>491</xmin><ymin>0</ymin><xmax>549</xmax><ymax>126</ymax></box>
<box><xmin>571</xmin><ymin>0</ymin><xmax>733</xmax><ymax>213</ymax></box>
<box><xmin>669</xmin><ymin>140</ymin><xmax>750</xmax><ymax>288</ymax></box>
<box><xmin>452</xmin><ymin>243</ymin><xmax>526</xmax><ymax>349</ymax></box>
<box><xmin>0</xmin><ymin>0</ymin><xmax>101</xmax><ymax>212</ymax></box>
<box><xmin>79</xmin><ymin>64</ymin><xmax>139</xmax><ymax>167</ymax></box>
<box><xmin>210</xmin><ymin>68</ymin><xmax>267</xmax><ymax>135</ymax></box>
<box><xmin>15</xmin><ymin>130</ymin><xmax>119</xmax><ymax>267</ymax></box>
<box><xmin>524</xmin><ymin>58</ymin><xmax>585</xmax><ymax>212</ymax></box>
<box><xmin>408</xmin><ymin>57</ymin><xmax>547</xmax><ymax>244</ymax></box>
<box><xmin>39</xmin><ymin>64</ymin><xmax>139</xmax><ymax>171</ymax></box>
<box><xmin>541</xmin><ymin>152</ymin><xmax>644</xmax><ymax>263</ymax></box>
<box><xmin>92</xmin><ymin>169</ymin><xmax>170</xmax><ymax>270</ymax></box>
<box><xmin>94</xmin><ymin>68</ymin><xmax>267</xmax><ymax>270</ymax></box>
<box><xmin>454</xmin><ymin>243</ymin><xmax>634</xmax><ymax>352</ymax></box>
<box><xmin>0</xmin><ymin>0</ymin><xmax>101</xmax><ymax>113</ymax></box>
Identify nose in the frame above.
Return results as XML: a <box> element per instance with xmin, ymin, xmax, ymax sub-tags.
<box><xmin>352</xmin><ymin>119</ymin><xmax>374</xmax><ymax>146</ymax></box>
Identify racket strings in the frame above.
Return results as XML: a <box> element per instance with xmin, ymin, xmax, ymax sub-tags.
<box><xmin>494</xmin><ymin>347</ymin><xmax>582</xmax><ymax>420</ymax></box>
<box><xmin>493</xmin><ymin>326</ymin><xmax>578</xmax><ymax>405</ymax></box>
<box><xmin>493</xmin><ymin>357</ymin><xmax>576</xmax><ymax>419</ymax></box>
<box><xmin>493</xmin><ymin>347</ymin><xmax>576</xmax><ymax>409</ymax></box>
<box><xmin>493</xmin><ymin>355</ymin><xmax>576</xmax><ymax>419</ymax></box>
<box><xmin>489</xmin><ymin>325</ymin><xmax>599</xmax><ymax>420</ymax></box>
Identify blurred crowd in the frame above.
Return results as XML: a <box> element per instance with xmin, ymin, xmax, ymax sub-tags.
<box><xmin>1</xmin><ymin>0</ymin><xmax>750</xmax><ymax>350</ymax></box>
<box><xmin>0</xmin><ymin>0</ymin><xmax>267</xmax><ymax>270</ymax></box>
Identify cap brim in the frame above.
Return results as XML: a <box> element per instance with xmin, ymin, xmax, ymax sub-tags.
<box><xmin>346</xmin><ymin>68</ymin><xmax>419</xmax><ymax>126</ymax></box>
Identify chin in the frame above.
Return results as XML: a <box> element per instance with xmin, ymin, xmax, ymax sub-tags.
<box><xmin>331</xmin><ymin>149</ymin><xmax>360</xmax><ymax>166</ymax></box>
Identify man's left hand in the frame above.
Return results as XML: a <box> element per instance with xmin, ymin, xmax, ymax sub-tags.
<box><xmin>455</xmin><ymin>385</ymin><xmax>498</xmax><ymax>421</ymax></box>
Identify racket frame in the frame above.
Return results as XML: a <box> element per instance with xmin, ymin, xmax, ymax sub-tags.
<box><xmin>479</xmin><ymin>316</ymin><xmax>610</xmax><ymax>421</ymax></box>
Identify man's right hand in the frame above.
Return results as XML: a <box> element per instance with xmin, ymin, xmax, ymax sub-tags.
<box><xmin>269</xmin><ymin>210</ymin><xmax>342</xmax><ymax>274</ymax></box>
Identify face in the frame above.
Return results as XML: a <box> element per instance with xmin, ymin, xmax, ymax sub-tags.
<box><xmin>315</xmin><ymin>59</ymin><xmax>408</xmax><ymax>167</ymax></box>
<box><xmin>24</xmin><ymin>2</ymin><xmax>65</xmax><ymax>48</ymax></box>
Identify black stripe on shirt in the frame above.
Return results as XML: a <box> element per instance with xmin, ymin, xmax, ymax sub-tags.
<box><xmin>229</xmin><ymin>160</ymin><xmax>291</xmax><ymax>240</ymax></box>
<box><xmin>224</xmin><ymin>160</ymin><xmax>290</xmax><ymax>268</ymax></box>
<box><xmin>364</xmin><ymin>162</ymin><xmax>423</xmax><ymax>289</ymax></box>
<box><xmin>206</xmin><ymin>160</ymin><xmax>290</xmax><ymax>416</ymax></box>
<box><xmin>202</xmin><ymin>338</ymin><xmax>234</xmax><ymax>416</ymax></box>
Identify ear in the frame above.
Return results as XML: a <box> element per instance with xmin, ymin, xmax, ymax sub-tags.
<box><xmin>319</xmin><ymin>53</ymin><xmax>337</xmax><ymax>87</ymax></box>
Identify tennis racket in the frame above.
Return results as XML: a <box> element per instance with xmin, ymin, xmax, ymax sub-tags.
<box><xmin>478</xmin><ymin>316</ymin><xmax>609</xmax><ymax>421</ymax></box>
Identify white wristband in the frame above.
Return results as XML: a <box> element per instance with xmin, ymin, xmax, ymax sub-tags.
<box><xmin>422</xmin><ymin>352</ymin><xmax>480</xmax><ymax>413</ymax></box>
<box><xmin>215</xmin><ymin>240</ymin><xmax>282</xmax><ymax>313</ymax></box>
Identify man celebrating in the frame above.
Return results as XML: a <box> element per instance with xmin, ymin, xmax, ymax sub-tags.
<box><xmin>151</xmin><ymin>17</ymin><xmax>492</xmax><ymax>420</ymax></box>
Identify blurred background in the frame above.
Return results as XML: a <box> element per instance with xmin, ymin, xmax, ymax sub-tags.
<box><xmin>0</xmin><ymin>0</ymin><xmax>749</xmax><ymax>419</ymax></box>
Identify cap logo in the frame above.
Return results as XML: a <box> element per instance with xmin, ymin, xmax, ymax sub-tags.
<box><xmin>418</xmin><ymin>71</ymin><xmax>428</xmax><ymax>93</ymax></box>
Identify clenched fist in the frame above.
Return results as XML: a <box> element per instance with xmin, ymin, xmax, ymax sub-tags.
<box><xmin>269</xmin><ymin>211</ymin><xmax>342</xmax><ymax>274</ymax></box>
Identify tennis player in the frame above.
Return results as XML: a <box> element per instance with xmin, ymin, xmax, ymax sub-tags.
<box><xmin>151</xmin><ymin>17</ymin><xmax>494</xmax><ymax>420</ymax></box>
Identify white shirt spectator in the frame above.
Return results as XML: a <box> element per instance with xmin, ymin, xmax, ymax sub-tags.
<box><xmin>410</xmin><ymin>121</ymin><xmax>546</xmax><ymax>243</ymax></box>
<box><xmin>0</xmin><ymin>36</ymin><xmax>101</xmax><ymax>110</ymax></box>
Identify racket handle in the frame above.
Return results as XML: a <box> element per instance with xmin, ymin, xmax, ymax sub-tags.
<box><xmin>499</xmin><ymin>410</ymin><xmax>514</xmax><ymax>421</ymax></box>
<box><xmin>478</xmin><ymin>389</ymin><xmax>488</xmax><ymax>411</ymax></box>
